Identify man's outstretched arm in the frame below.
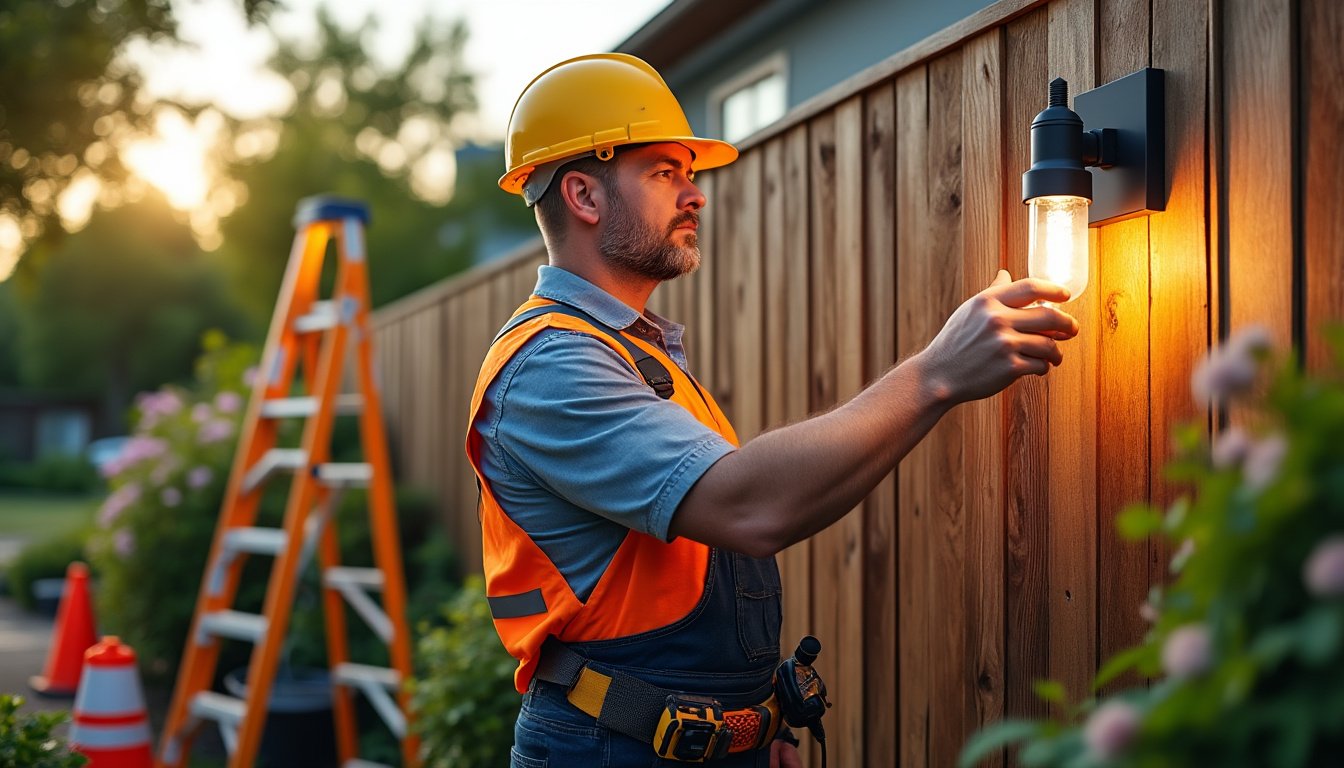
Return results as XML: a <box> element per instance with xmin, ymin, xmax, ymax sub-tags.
<box><xmin>670</xmin><ymin>271</ymin><xmax>1079</xmax><ymax>558</ymax></box>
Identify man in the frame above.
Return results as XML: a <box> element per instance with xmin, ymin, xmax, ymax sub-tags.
<box><xmin>466</xmin><ymin>54</ymin><xmax>1078</xmax><ymax>767</ymax></box>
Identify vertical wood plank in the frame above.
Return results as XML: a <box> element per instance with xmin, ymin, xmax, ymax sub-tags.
<box><xmin>458</xmin><ymin>284</ymin><xmax>492</xmax><ymax>575</ymax></box>
<box><xmin>1001</xmin><ymin>5</ymin><xmax>1051</xmax><ymax>722</ymax></box>
<box><xmin>1150</xmin><ymin>0</ymin><xmax>1210</xmax><ymax>582</ymax></box>
<box><xmin>779</xmin><ymin>123</ymin><xmax>814</xmax><ymax>766</ymax></box>
<box><xmin>763</xmin><ymin>138</ymin><xmax>787</xmax><ymax>433</ymax></box>
<box><xmin>862</xmin><ymin>81</ymin><xmax>899</xmax><ymax>768</ymax></box>
<box><xmin>1224</xmin><ymin>0</ymin><xmax>1294</xmax><ymax>346</ymax></box>
<box><xmin>729</xmin><ymin>153</ymin><xmax>766</xmax><ymax>440</ymax></box>
<box><xmin>442</xmin><ymin>295</ymin><xmax>463</xmax><ymax>540</ymax></box>
<box><xmin>808</xmin><ymin>101</ymin><xmax>866</xmax><ymax>766</ymax></box>
<box><xmin>895</xmin><ymin>66</ymin><xmax>931</xmax><ymax>768</ymax></box>
<box><xmin>692</xmin><ymin>173</ymin><xmax>718</xmax><ymax>391</ymax></box>
<box><xmin>1096</xmin><ymin>0</ymin><xmax>1152</xmax><ymax>684</ymax></box>
<box><xmin>1303</xmin><ymin>0</ymin><xmax>1344</xmax><ymax>370</ymax></box>
<box><xmin>962</xmin><ymin>29</ymin><xmax>1006</xmax><ymax>760</ymax></box>
<box><xmin>925</xmin><ymin>50</ymin><xmax>968</xmax><ymax>768</ymax></box>
<box><xmin>712</xmin><ymin>161</ymin><xmax>741</xmax><ymax>421</ymax></box>
<box><xmin>1046</xmin><ymin>0</ymin><xmax>1099</xmax><ymax>706</ymax></box>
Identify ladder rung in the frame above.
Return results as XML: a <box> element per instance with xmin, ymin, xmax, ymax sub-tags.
<box><xmin>260</xmin><ymin>394</ymin><xmax>364</xmax><ymax>419</ymax></box>
<box><xmin>221</xmin><ymin>527</ymin><xmax>287</xmax><ymax>557</ymax></box>
<box><xmin>316</xmin><ymin>462</ymin><xmax>373</xmax><ymax>488</ymax></box>
<box><xmin>344</xmin><ymin>760</ymin><xmax>394</xmax><ymax>768</ymax></box>
<box><xmin>294</xmin><ymin>300</ymin><xmax>338</xmax><ymax>333</ymax></box>
<box><xmin>241</xmin><ymin>448</ymin><xmax>307</xmax><ymax>493</ymax></box>
<box><xmin>333</xmin><ymin>663</ymin><xmax>401</xmax><ymax>690</ymax></box>
<box><xmin>198</xmin><ymin>610</ymin><xmax>267</xmax><ymax>644</ymax></box>
<box><xmin>189</xmin><ymin>691</ymin><xmax>246</xmax><ymax>724</ymax></box>
<box><xmin>325</xmin><ymin>566</ymin><xmax>385</xmax><ymax>590</ymax></box>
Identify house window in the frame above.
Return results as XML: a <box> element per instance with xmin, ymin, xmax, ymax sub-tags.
<box><xmin>36</xmin><ymin>409</ymin><xmax>90</xmax><ymax>458</ymax></box>
<box><xmin>710</xmin><ymin>53</ymin><xmax>788</xmax><ymax>144</ymax></box>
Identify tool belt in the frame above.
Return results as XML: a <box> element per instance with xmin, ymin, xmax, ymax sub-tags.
<box><xmin>533</xmin><ymin>638</ymin><xmax>782</xmax><ymax>763</ymax></box>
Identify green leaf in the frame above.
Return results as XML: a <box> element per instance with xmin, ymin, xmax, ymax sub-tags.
<box><xmin>1117</xmin><ymin>504</ymin><xmax>1164</xmax><ymax>541</ymax></box>
<box><xmin>1093</xmin><ymin>645</ymin><xmax>1151</xmax><ymax>691</ymax></box>
<box><xmin>1298</xmin><ymin>607</ymin><xmax>1342</xmax><ymax>665</ymax></box>
<box><xmin>1034</xmin><ymin>679</ymin><xmax>1068</xmax><ymax>706</ymax></box>
<box><xmin>958</xmin><ymin>720</ymin><xmax>1043</xmax><ymax>768</ymax></box>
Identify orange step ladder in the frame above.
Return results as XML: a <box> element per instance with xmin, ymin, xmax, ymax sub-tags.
<box><xmin>157</xmin><ymin>197</ymin><xmax>418</xmax><ymax>768</ymax></box>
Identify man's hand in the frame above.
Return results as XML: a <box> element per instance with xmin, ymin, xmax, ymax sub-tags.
<box><xmin>771</xmin><ymin>738</ymin><xmax>803</xmax><ymax>768</ymax></box>
<box><xmin>918</xmin><ymin>269</ymin><xmax>1079</xmax><ymax>404</ymax></box>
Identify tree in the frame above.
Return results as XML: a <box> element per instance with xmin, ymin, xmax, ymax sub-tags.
<box><xmin>16</xmin><ymin>197</ymin><xmax>251</xmax><ymax>432</ymax></box>
<box><xmin>0</xmin><ymin>0</ymin><xmax>275</xmax><ymax>277</ymax></box>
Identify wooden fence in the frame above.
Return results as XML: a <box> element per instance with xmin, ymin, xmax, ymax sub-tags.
<box><xmin>371</xmin><ymin>0</ymin><xmax>1344</xmax><ymax>763</ymax></box>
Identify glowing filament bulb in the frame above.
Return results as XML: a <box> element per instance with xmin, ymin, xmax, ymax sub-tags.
<box><xmin>1028</xmin><ymin>195</ymin><xmax>1089</xmax><ymax>302</ymax></box>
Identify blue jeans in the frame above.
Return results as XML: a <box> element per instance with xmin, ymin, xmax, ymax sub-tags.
<box><xmin>511</xmin><ymin>679</ymin><xmax>772</xmax><ymax>768</ymax></box>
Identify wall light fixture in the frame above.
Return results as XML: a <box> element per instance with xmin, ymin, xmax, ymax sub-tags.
<box><xmin>1022</xmin><ymin>68</ymin><xmax>1166</xmax><ymax>302</ymax></box>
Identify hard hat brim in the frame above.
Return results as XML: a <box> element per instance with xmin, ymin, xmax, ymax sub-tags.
<box><xmin>498</xmin><ymin>137</ymin><xmax>739</xmax><ymax>195</ymax></box>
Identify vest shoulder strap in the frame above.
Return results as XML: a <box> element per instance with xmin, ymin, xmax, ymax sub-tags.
<box><xmin>494</xmin><ymin>303</ymin><xmax>675</xmax><ymax>400</ymax></box>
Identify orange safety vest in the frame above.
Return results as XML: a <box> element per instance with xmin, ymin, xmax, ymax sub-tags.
<box><xmin>465</xmin><ymin>297</ymin><xmax>740</xmax><ymax>692</ymax></box>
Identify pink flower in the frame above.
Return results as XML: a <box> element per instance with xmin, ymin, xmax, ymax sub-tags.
<box><xmin>150</xmin><ymin>457</ymin><xmax>179</xmax><ymax>486</ymax></box>
<box><xmin>114</xmin><ymin>529</ymin><xmax>135</xmax><ymax>557</ymax></box>
<box><xmin>1162</xmin><ymin>624</ymin><xmax>1212</xmax><ymax>680</ymax></box>
<box><xmin>191</xmin><ymin>403</ymin><xmax>213</xmax><ymax>424</ymax></box>
<box><xmin>1084</xmin><ymin>700</ymin><xmax>1141</xmax><ymax>760</ymax></box>
<box><xmin>1139</xmin><ymin>601</ymin><xmax>1160</xmax><ymax>623</ymax></box>
<box><xmin>199</xmin><ymin>418</ymin><xmax>235</xmax><ymax>444</ymax></box>
<box><xmin>1243</xmin><ymin>433</ymin><xmax>1288</xmax><ymax>492</ymax></box>
<box><xmin>160</xmin><ymin>487</ymin><xmax>182</xmax><ymax>508</ymax></box>
<box><xmin>1190</xmin><ymin>325</ymin><xmax>1272</xmax><ymax>407</ymax></box>
<box><xmin>187</xmin><ymin>466</ymin><xmax>214</xmax><ymax>490</ymax></box>
<box><xmin>1304</xmin><ymin>536</ymin><xmax>1344</xmax><ymax>597</ymax></box>
<box><xmin>215</xmin><ymin>391</ymin><xmax>243</xmax><ymax>414</ymax></box>
<box><xmin>98</xmin><ymin>484</ymin><xmax>141</xmax><ymax>528</ymax></box>
<box><xmin>1210</xmin><ymin>426</ymin><xmax>1250</xmax><ymax>470</ymax></box>
<box><xmin>135</xmin><ymin>389</ymin><xmax>184</xmax><ymax>430</ymax></box>
<box><xmin>102</xmin><ymin>436</ymin><xmax>168</xmax><ymax>477</ymax></box>
<box><xmin>242</xmin><ymin>367</ymin><xmax>258</xmax><ymax>387</ymax></box>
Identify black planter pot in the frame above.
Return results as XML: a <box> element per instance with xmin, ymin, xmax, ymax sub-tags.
<box><xmin>224</xmin><ymin>667</ymin><xmax>337</xmax><ymax>768</ymax></box>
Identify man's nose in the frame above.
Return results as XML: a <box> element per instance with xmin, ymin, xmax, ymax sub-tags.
<box><xmin>682</xmin><ymin>181</ymin><xmax>706</xmax><ymax>211</ymax></box>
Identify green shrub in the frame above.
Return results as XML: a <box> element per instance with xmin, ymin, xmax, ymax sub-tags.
<box><xmin>0</xmin><ymin>695</ymin><xmax>87</xmax><ymax>768</ymax></box>
<box><xmin>4</xmin><ymin>531</ymin><xmax>90</xmax><ymax>613</ymax></box>
<box><xmin>409</xmin><ymin>577</ymin><xmax>519</xmax><ymax>768</ymax></box>
<box><xmin>962</xmin><ymin>327</ymin><xmax>1344</xmax><ymax>768</ymax></box>
<box><xmin>0</xmin><ymin>455</ymin><xmax>98</xmax><ymax>493</ymax></box>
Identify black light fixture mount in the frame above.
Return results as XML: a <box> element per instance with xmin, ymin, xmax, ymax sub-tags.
<box><xmin>1022</xmin><ymin>67</ymin><xmax>1167</xmax><ymax>225</ymax></box>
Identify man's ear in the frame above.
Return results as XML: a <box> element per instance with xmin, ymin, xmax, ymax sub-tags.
<box><xmin>559</xmin><ymin>172</ymin><xmax>604</xmax><ymax>226</ymax></box>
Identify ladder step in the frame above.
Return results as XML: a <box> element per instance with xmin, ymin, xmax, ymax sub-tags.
<box><xmin>241</xmin><ymin>448</ymin><xmax>307</xmax><ymax>493</ymax></box>
<box><xmin>221</xmin><ymin>526</ymin><xmax>287</xmax><ymax>557</ymax></box>
<box><xmin>315</xmin><ymin>462</ymin><xmax>373</xmax><ymax>488</ymax></box>
<box><xmin>324</xmin><ymin>566</ymin><xmax>385</xmax><ymax>590</ymax></box>
<box><xmin>189</xmin><ymin>691</ymin><xmax>246</xmax><ymax>724</ymax></box>
<box><xmin>294</xmin><ymin>300</ymin><xmax>338</xmax><ymax>333</ymax></box>
<box><xmin>198</xmin><ymin>610</ymin><xmax>267</xmax><ymax>644</ymax></box>
<box><xmin>260</xmin><ymin>394</ymin><xmax>364</xmax><ymax>419</ymax></box>
<box><xmin>343</xmin><ymin>761</ymin><xmax>394</xmax><ymax>768</ymax></box>
<box><xmin>333</xmin><ymin>663</ymin><xmax>401</xmax><ymax>690</ymax></box>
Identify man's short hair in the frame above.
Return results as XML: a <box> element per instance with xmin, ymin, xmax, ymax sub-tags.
<box><xmin>533</xmin><ymin>152</ymin><xmax>620</xmax><ymax>242</ymax></box>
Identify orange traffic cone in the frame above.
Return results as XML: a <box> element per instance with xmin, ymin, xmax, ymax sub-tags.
<box><xmin>70</xmin><ymin>636</ymin><xmax>154</xmax><ymax>768</ymax></box>
<box><xmin>29</xmin><ymin>561</ymin><xmax>98</xmax><ymax>697</ymax></box>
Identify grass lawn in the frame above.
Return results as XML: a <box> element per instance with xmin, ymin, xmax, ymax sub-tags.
<box><xmin>0</xmin><ymin>491</ymin><xmax>102</xmax><ymax>539</ymax></box>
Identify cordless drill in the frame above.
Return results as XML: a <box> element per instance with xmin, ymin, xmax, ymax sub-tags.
<box><xmin>774</xmin><ymin>636</ymin><xmax>831</xmax><ymax>765</ymax></box>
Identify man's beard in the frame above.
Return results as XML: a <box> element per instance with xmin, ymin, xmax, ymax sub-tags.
<box><xmin>598</xmin><ymin>195</ymin><xmax>700</xmax><ymax>282</ymax></box>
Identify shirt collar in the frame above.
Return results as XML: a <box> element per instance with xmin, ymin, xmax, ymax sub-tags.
<box><xmin>532</xmin><ymin>265</ymin><xmax>643</xmax><ymax>330</ymax></box>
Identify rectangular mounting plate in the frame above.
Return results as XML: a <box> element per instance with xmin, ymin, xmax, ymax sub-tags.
<box><xmin>1074</xmin><ymin>67</ymin><xmax>1166</xmax><ymax>226</ymax></box>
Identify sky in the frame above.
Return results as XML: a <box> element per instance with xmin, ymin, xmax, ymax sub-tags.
<box><xmin>126</xmin><ymin>0</ymin><xmax>674</xmax><ymax>138</ymax></box>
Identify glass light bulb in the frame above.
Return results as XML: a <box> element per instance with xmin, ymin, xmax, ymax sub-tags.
<box><xmin>1027</xmin><ymin>195</ymin><xmax>1089</xmax><ymax>302</ymax></box>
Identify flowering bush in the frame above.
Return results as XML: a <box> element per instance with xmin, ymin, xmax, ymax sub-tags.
<box><xmin>87</xmin><ymin>331</ymin><xmax>258</xmax><ymax>678</ymax></box>
<box><xmin>961</xmin><ymin>326</ymin><xmax>1344</xmax><ymax>767</ymax></box>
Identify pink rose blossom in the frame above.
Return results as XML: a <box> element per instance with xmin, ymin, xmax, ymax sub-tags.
<box><xmin>98</xmin><ymin>484</ymin><xmax>141</xmax><ymax>528</ymax></box>
<box><xmin>215</xmin><ymin>391</ymin><xmax>243</xmax><ymax>414</ymax></box>
<box><xmin>1304</xmin><ymin>536</ymin><xmax>1344</xmax><ymax>597</ymax></box>
<box><xmin>1162</xmin><ymin>624</ymin><xmax>1212</xmax><ymax>680</ymax></box>
<box><xmin>1243</xmin><ymin>433</ymin><xmax>1288</xmax><ymax>492</ymax></box>
<box><xmin>199</xmin><ymin>418</ymin><xmax>235</xmax><ymax>444</ymax></box>
<box><xmin>1211</xmin><ymin>426</ymin><xmax>1250</xmax><ymax>470</ymax></box>
<box><xmin>114</xmin><ymin>529</ymin><xmax>135</xmax><ymax>557</ymax></box>
<box><xmin>1084</xmin><ymin>700</ymin><xmax>1141</xmax><ymax>760</ymax></box>
<box><xmin>187</xmin><ymin>466</ymin><xmax>214</xmax><ymax>490</ymax></box>
<box><xmin>160</xmin><ymin>487</ymin><xmax>182</xmax><ymax>508</ymax></box>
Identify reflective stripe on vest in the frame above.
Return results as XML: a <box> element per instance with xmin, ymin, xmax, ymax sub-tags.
<box><xmin>466</xmin><ymin>297</ymin><xmax>739</xmax><ymax>693</ymax></box>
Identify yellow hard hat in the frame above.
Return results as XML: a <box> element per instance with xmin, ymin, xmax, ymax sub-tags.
<box><xmin>499</xmin><ymin>53</ymin><xmax>738</xmax><ymax>202</ymax></box>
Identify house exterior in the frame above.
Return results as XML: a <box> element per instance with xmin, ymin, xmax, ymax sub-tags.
<box><xmin>618</xmin><ymin>0</ymin><xmax>996</xmax><ymax>142</ymax></box>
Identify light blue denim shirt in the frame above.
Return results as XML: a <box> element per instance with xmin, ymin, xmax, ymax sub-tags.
<box><xmin>472</xmin><ymin>265</ymin><xmax>736</xmax><ymax>601</ymax></box>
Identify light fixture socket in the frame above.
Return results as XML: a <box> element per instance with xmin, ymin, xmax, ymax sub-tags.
<box><xmin>1022</xmin><ymin>68</ymin><xmax>1166</xmax><ymax>226</ymax></box>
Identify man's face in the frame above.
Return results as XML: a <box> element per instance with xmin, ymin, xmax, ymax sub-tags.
<box><xmin>597</xmin><ymin>143</ymin><xmax>706</xmax><ymax>282</ymax></box>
